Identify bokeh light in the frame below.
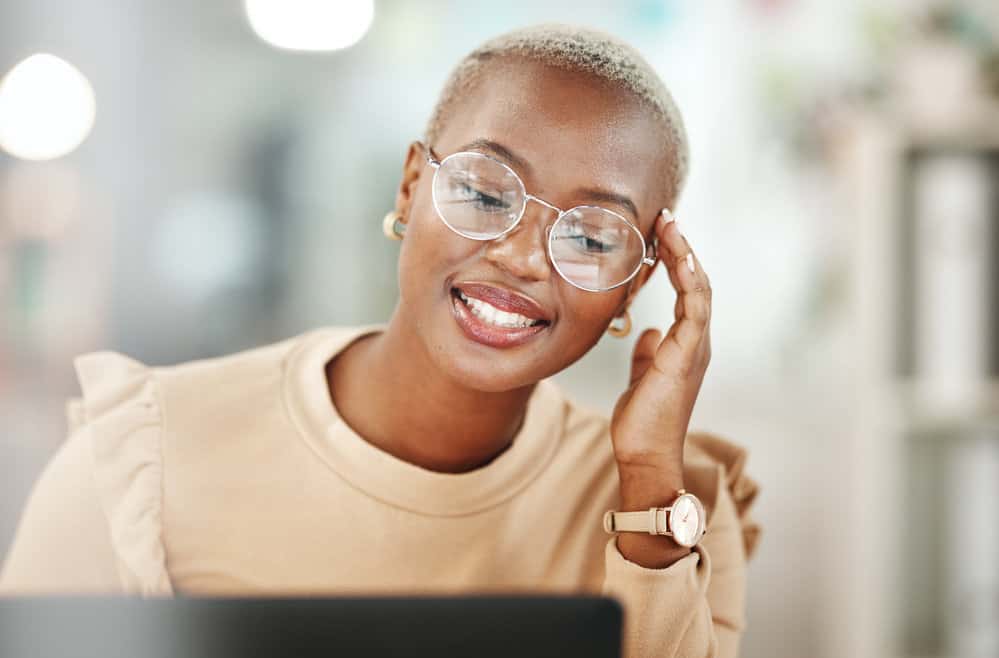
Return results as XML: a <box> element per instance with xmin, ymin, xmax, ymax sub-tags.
<box><xmin>244</xmin><ymin>0</ymin><xmax>375</xmax><ymax>52</ymax></box>
<box><xmin>0</xmin><ymin>54</ymin><xmax>96</xmax><ymax>161</ymax></box>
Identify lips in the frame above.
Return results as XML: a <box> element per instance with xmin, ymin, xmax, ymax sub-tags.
<box><xmin>451</xmin><ymin>282</ymin><xmax>552</xmax><ymax>323</ymax></box>
<box><xmin>449</xmin><ymin>289</ymin><xmax>549</xmax><ymax>349</ymax></box>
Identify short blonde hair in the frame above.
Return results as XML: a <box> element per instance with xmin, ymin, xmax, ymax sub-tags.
<box><xmin>423</xmin><ymin>23</ymin><xmax>690</xmax><ymax>206</ymax></box>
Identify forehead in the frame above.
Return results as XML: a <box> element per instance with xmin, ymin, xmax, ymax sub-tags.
<box><xmin>435</xmin><ymin>57</ymin><xmax>670</xmax><ymax>234</ymax></box>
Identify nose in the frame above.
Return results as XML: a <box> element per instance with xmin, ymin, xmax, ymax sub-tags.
<box><xmin>483</xmin><ymin>202</ymin><xmax>555</xmax><ymax>283</ymax></box>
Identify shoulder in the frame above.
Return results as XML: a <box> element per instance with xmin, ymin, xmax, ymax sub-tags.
<box><xmin>61</xmin><ymin>325</ymin><xmax>373</xmax><ymax>594</ymax></box>
<box><xmin>69</xmin><ymin>324</ymin><xmax>380</xmax><ymax>450</ymax></box>
<box><xmin>0</xmin><ymin>410</ymin><xmax>123</xmax><ymax>594</ymax></box>
<box><xmin>69</xmin><ymin>329</ymin><xmax>302</xmax><ymax>419</ymax></box>
<box><xmin>684</xmin><ymin>430</ymin><xmax>763</xmax><ymax>561</ymax></box>
<box><xmin>123</xmin><ymin>326</ymin><xmax>340</xmax><ymax>396</ymax></box>
<box><xmin>70</xmin><ymin>325</ymin><xmax>374</xmax><ymax>425</ymax></box>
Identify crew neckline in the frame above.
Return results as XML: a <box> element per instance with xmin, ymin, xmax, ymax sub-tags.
<box><xmin>282</xmin><ymin>324</ymin><xmax>566</xmax><ymax>516</ymax></box>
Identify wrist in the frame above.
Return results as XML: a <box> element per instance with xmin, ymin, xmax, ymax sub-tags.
<box><xmin>617</xmin><ymin>459</ymin><xmax>685</xmax><ymax>510</ymax></box>
<box><xmin>613</xmin><ymin>460</ymin><xmax>692</xmax><ymax>569</ymax></box>
<box><xmin>615</xmin><ymin>528</ymin><xmax>692</xmax><ymax>569</ymax></box>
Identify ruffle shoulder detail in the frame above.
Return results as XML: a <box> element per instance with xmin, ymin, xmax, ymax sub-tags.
<box><xmin>683</xmin><ymin>430</ymin><xmax>762</xmax><ymax>561</ymax></box>
<box><xmin>69</xmin><ymin>351</ymin><xmax>173</xmax><ymax>596</ymax></box>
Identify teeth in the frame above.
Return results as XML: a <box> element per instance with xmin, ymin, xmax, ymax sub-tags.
<box><xmin>458</xmin><ymin>290</ymin><xmax>540</xmax><ymax>329</ymax></box>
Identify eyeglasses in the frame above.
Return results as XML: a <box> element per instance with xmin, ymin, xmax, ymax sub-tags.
<box><xmin>419</xmin><ymin>141</ymin><xmax>659</xmax><ymax>293</ymax></box>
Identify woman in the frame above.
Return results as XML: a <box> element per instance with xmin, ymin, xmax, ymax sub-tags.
<box><xmin>0</xmin><ymin>23</ymin><xmax>761</xmax><ymax>658</ymax></box>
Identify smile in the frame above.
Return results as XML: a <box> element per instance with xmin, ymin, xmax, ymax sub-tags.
<box><xmin>457</xmin><ymin>288</ymin><xmax>544</xmax><ymax>328</ymax></box>
<box><xmin>450</xmin><ymin>288</ymin><xmax>550</xmax><ymax>348</ymax></box>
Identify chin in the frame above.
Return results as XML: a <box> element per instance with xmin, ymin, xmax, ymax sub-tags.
<box><xmin>433</xmin><ymin>336</ymin><xmax>547</xmax><ymax>393</ymax></box>
<box><xmin>435</xmin><ymin>346</ymin><xmax>544</xmax><ymax>393</ymax></box>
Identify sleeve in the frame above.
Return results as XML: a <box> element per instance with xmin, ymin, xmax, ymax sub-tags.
<box><xmin>0</xmin><ymin>352</ymin><xmax>174</xmax><ymax>597</ymax></box>
<box><xmin>600</xmin><ymin>431</ymin><xmax>762</xmax><ymax>658</ymax></box>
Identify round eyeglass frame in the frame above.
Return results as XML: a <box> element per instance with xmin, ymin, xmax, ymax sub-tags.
<box><xmin>420</xmin><ymin>142</ymin><xmax>659</xmax><ymax>293</ymax></box>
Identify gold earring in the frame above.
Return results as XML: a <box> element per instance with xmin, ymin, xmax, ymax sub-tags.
<box><xmin>607</xmin><ymin>309</ymin><xmax>631</xmax><ymax>338</ymax></box>
<box><xmin>382</xmin><ymin>210</ymin><xmax>405</xmax><ymax>240</ymax></box>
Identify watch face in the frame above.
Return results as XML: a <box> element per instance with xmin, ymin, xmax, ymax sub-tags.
<box><xmin>668</xmin><ymin>494</ymin><xmax>706</xmax><ymax>547</ymax></box>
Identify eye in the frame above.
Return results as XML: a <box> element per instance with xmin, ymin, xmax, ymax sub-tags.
<box><xmin>457</xmin><ymin>182</ymin><xmax>510</xmax><ymax>211</ymax></box>
<box><xmin>569</xmin><ymin>234</ymin><xmax>610</xmax><ymax>252</ymax></box>
<box><xmin>553</xmin><ymin>227</ymin><xmax>618</xmax><ymax>255</ymax></box>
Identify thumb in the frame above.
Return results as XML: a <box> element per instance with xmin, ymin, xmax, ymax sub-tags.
<box><xmin>629</xmin><ymin>327</ymin><xmax>662</xmax><ymax>387</ymax></box>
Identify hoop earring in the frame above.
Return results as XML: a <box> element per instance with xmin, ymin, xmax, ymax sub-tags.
<box><xmin>383</xmin><ymin>210</ymin><xmax>405</xmax><ymax>240</ymax></box>
<box><xmin>607</xmin><ymin>310</ymin><xmax>631</xmax><ymax>338</ymax></box>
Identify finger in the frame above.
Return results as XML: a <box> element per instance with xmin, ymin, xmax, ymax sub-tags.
<box><xmin>657</xmin><ymin>211</ymin><xmax>710</xmax><ymax>310</ymax></box>
<box><xmin>655</xmin><ymin>211</ymin><xmax>701</xmax><ymax>321</ymax></box>
<box><xmin>676</xmin><ymin>250</ymin><xmax>711</xmax><ymax>341</ymax></box>
<box><xmin>655</xmin><ymin>211</ymin><xmax>712</xmax><ymax>350</ymax></box>
<box><xmin>655</xmin><ymin>210</ymin><xmax>683</xmax><ymax>295</ymax></box>
<box><xmin>629</xmin><ymin>327</ymin><xmax>662</xmax><ymax>387</ymax></box>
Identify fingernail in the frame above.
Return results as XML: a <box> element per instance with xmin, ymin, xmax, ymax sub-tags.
<box><xmin>685</xmin><ymin>253</ymin><xmax>695</xmax><ymax>274</ymax></box>
<box><xmin>659</xmin><ymin>208</ymin><xmax>676</xmax><ymax>228</ymax></box>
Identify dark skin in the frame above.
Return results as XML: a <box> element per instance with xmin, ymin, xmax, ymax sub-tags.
<box><xmin>328</xmin><ymin>57</ymin><xmax>712</xmax><ymax>569</ymax></box>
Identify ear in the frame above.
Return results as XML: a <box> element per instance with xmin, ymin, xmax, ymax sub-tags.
<box><xmin>394</xmin><ymin>141</ymin><xmax>427</xmax><ymax>228</ymax></box>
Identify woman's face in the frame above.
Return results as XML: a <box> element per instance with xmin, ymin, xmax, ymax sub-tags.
<box><xmin>393</xmin><ymin>57</ymin><xmax>674</xmax><ymax>392</ymax></box>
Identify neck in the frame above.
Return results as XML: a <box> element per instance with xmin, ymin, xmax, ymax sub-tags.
<box><xmin>326</xmin><ymin>307</ymin><xmax>537</xmax><ymax>474</ymax></box>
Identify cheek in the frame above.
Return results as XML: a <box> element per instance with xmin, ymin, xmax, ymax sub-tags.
<box><xmin>397</xmin><ymin>195</ymin><xmax>476</xmax><ymax>298</ymax></box>
<box><xmin>556</xmin><ymin>287</ymin><xmax>627</xmax><ymax>345</ymax></box>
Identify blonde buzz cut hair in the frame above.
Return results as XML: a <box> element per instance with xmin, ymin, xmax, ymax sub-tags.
<box><xmin>423</xmin><ymin>23</ymin><xmax>690</xmax><ymax>206</ymax></box>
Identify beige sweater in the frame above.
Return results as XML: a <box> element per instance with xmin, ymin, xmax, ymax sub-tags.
<box><xmin>0</xmin><ymin>324</ymin><xmax>762</xmax><ymax>658</ymax></box>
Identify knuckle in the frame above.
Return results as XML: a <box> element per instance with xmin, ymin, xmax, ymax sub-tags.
<box><xmin>675</xmin><ymin>357</ymin><xmax>697</xmax><ymax>379</ymax></box>
<box><xmin>691</xmin><ymin>299</ymin><xmax>709</xmax><ymax>322</ymax></box>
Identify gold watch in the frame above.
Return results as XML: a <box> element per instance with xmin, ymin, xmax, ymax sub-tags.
<box><xmin>603</xmin><ymin>489</ymin><xmax>707</xmax><ymax>548</ymax></box>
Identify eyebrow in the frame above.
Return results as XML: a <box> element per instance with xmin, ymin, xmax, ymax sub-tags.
<box><xmin>458</xmin><ymin>138</ymin><xmax>641</xmax><ymax>224</ymax></box>
<box><xmin>459</xmin><ymin>139</ymin><xmax>533</xmax><ymax>175</ymax></box>
<box><xmin>572</xmin><ymin>187</ymin><xmax>639</xmax><ymax>223</ymax></box>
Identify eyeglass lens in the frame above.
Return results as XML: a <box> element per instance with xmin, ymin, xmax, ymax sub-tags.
<box><xmin>432</xmin><ymin>151</ymin><xmax>646</xmax><ymax>291</ymax></box>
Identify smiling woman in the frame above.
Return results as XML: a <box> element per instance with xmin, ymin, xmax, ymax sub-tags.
<box><xmin>0</xmin><ymin>23</ymin><xmax>762</xmax><ymax>658</ymax></box>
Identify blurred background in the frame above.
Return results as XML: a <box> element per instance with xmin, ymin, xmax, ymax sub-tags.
<box><xmin>1</xmin><ymin>1</ymin><xmax>998</xmax><ymax>656</ymax></box>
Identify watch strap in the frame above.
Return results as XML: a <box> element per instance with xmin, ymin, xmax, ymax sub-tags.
<box><xmin>603</xmin><ymin>507</ymin><xmax>670</xmax><ymax>535</ymax></box>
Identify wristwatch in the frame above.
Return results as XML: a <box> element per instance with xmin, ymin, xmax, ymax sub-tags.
<box><xmin>603</xmin><ymin>489</ymin><xmax>708</xmax><ymax>548</ymax></box>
